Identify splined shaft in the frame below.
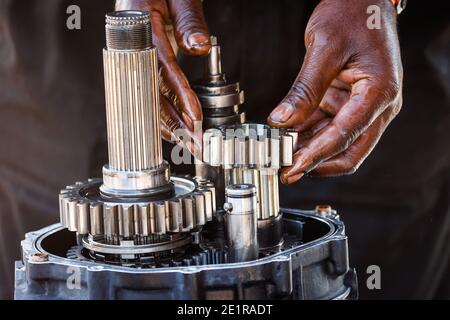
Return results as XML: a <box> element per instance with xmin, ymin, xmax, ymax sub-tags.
<box><xmin>102</xmin><ymin>11</ymin><xmax>170</xmax><ymax>196</ymax></box>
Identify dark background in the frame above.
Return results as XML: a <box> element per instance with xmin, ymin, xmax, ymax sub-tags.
<box><xmin>0</xmin><ymin>0</ymin><xmax>449</xmax><ymax>299</ymax></box>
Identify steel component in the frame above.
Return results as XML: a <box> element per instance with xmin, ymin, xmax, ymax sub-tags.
<box><xmin>82</xmin><ymin>233</ymin><xmax>193</xmax><ymax>256</ymax></box>
<box><xmin>224</xmin><ymin>184</ymin><xmax>259</xmax><ymax>262</ymax></box>
<box><xmin>105</xmin><ymin>11</ymin><xmax>152</xmax><ymax>50</ymax></box>
<box><xmin>203</xmin><ymin>124</ymin><xmax>296</xmax><ymax>219</ymax></box>
<box><xmin>15</xmin><ymin>209</ymin><xmax>358</xmax><ymax>300</ymax></box>
<box><xmin>102</xmin><ymin>11</ymin><xmax>169</xmax><ymax>196</ymax></box>
<box><xmin>194</xmin><ymin>36</ymin><xmax>246</xmax><ymax>209</ymax></box>
<box><xmin>59</xmin><ymin>176</ymin><xmax>215</xmax><ymax>239</ymax></box>
<box><xmin>203</xmin><ymin>124</ymin><xmax>297</xmax><ymax>170</ymax></box>
<box><xmin>193</xmin><ymin>36</ymin><xmax>245</xmax><ymax>128</ymax></box>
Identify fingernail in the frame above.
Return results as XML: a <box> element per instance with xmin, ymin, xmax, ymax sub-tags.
<box><xmin>283</xmin><ymin>172</ymin><xmax>304</xmax><ymax>184</ymax></box>
<box><xmin>269</xmin><ymin>103</ymin><xmax>295</xmax><ymax>123</ymax></box>
<box><xmin>188</xmin><ymin>33</ymin><xmax>210</xmax><ymax>48</ymax></box>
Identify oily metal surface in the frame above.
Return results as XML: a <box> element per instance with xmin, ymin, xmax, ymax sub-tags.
<box><xmin>59</xmin><ymin>176</ymin><xmax>215</xmax><ymax>239</ymax></box>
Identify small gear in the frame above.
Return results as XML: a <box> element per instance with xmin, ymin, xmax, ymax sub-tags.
<box><xmin>203</xmin><ymin>123</ymin><xmax>298</xmax><ymax>169</ymax></box>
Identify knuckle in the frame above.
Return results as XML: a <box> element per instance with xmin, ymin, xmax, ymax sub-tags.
<box><xmin>172</xmin><ymin>1</ymin><xmax>205</xmax><ymax>34</ymax></box>
<box><xmin>373</xmin><ymin>68</ymin><xmax>403</xmax><ymax>102</ymax></box>
<box><xmin>331</xmin><ymin>123</ymin><xmax>358</xmax><ymax>151</ymax></box>
<box><xmin>288</xmin><ymin>79</ymin><xmax>317</xmax><ymax>108</ymax></box>
<box><xmin>383</xmin><ymin>78</ymin><xmax>402</xmax><ymax>101</ymax></box>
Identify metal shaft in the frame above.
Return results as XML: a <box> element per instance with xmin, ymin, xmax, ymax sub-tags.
<box><xmin>101</xmin><ymin>11</ymin><xmax>170</xmax><ymax>196</ymax></box>
<box><xmin>104</xmin><ymin>11</ymin><xmax>162</xmax><ymax>171</ymax></box>
<box><xmin>208</xmin><ymin>36</ymin><xmax>222</xmax><ymax>77</ymax></box>
<box><xmin>224</xmin><ymin>184</ymin><xmax>259</xmax><ymax>262</ymax></box>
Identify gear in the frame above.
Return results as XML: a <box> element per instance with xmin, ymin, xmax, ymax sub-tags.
<box><xmin>66</xmin><ymin>243</ymin><xmax>227</xmax><ymax>268</ymax></box>
<box><xmin>203</xmin><ymin>123</ymin><xmax>298</xmax><ymax>169</ymax></box>
<box><xmin>59</xmin><ymin>176</ymin><xmax>216</xmax><ymax>240</ymax></box>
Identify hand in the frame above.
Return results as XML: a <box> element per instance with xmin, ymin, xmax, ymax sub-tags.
<box><xmin>115</xmin><ymin>0</ymin><xmax>210</xmax><ymax>155</ymax></box>
<box><xmin>268</xmin><ymin>0</ymin><xmax>403</xmax><ymax>184</ymax></box>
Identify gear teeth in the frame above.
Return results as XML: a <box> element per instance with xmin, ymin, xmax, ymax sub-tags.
<box><xmin>192</xmin><ymin>192</ymin><xmax>206</xmax><ymax>226</ymax></box>
<box><xmin>67</xmin><ymin>198</ymin><xmax>78</xmax><ymax>232</ymax></box>
<box><xmin>181</xmin><ymin>197</ymin><xmax>194</xmax><ymax>231</ymax></box>
<box><xmin>154</xmin><ymin>203</ymin><xmax>166</xmax><ymax>234</ymax></box>
<box><xmin>280</xmin><ymin>131</ymin><xmax>298</xmax><ymax>166</ymax></box>
<box><xmin>137</xmin><ymin>204</ymin><xmax>150</xmax><ymax>236</ymax></box>
<box><xmin>270</xmin><ymin>137</ymin><xmax>280</xmax><ymax>168</ymax></box>
<box><xmin>203</xmin><ymin>126</ymin><xmax>297</xmax><ymax>169</ymax></box>
<box><xmin>223</xmin><ymin>136</ymin><xmax>234</xmax><ymax>169</ymax></box>
<box><xmin>104</xmin><ymin>204</ymin><xmax>119</xmax><ymax>243</ymax></box>
<box><xmin>200</xmin><ymin>189</ymin><xmax>213</xmax><ymax>222</ymax></box>
<box><xmin>118</xmin><ymin>205</ymin><xmax>134</xmax><ymax>238</ymax></box>
<box><xmin>59</xmin><ymin>177</ymin><xmax>215</xmax><ymax>238</ymax></box>
<box><xmin>76</xmin><ymin>201</ymin><xmax>90</xmax><ymax>234</ymax></box>
<box><xmin>90</xmin><ymin>203</ymin><xmax>104</xmax><ymax>235</ymax></box>
<box><xmin>59</xmin><ymin>193</ymin><xmax>68</xmax><ymax>227</ymax></box>
<box><xmin>167</xmin><ymin>200</ymin><xmax>181</xmax><ymax>232</ymax></box>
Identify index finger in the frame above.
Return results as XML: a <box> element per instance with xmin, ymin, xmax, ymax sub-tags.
<box><xmin>280</xmin><ymin>76</ymin><xmax>399</xmax><ymax>184</ymax></box>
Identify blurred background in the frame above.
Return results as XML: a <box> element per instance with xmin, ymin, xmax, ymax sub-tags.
<box><xmin>0</xmin><ymin>0</ymin><xmax>449</xmax><ymax>299</ymax></box>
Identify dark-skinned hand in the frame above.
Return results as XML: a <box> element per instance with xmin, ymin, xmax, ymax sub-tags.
<box><xmin>268</xmin><ymin>0</ymin><xmax>403</xmax><ymax>184</ymax></box>
<box><xmin>115</xmin><ymin>0</ymin><xmax>210</xmax><ymax>155</ymax></box>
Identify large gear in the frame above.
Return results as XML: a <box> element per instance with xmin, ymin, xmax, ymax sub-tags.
<box><xmin>59</xmin><ymin>176</ymin><xmax>215</xmax><ymax>241</ymax></box>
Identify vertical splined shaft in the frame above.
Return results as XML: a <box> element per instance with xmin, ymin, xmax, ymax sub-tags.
<box><xmin>103</xmin><ymin>11</ymin><xmax>162</xmax><ymax>172</ymax></box>
<box><xmin>103</xmin><ymin>49</ymin><xmax>162</xmax><ymax>171</ymax></box>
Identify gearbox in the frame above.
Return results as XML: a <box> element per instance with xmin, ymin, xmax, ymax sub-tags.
<box><xmin>14</xmin><ymin>10</ymin><xmax>357</xmax><ymax>300</ymax></box>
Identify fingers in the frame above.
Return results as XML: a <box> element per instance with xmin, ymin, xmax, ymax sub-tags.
<box><xmin>309</xmin><ymin>107</ymin><xmax>396</xmax><ymax>177</ymax></box>
<box><xmin>280</xmin><ymin>77</ymin><xmax>399</xmax><ymax>184</ymax></box>
<box><xmin>268</xmin><ymin>34</ymin><xmax>344</xmax><ymax>127</ymax></box>
<box><xmin>296</xmin><ymin>117</ymin><xmax>331</xmax><ymax>150</ymax></box>
<box><xmin>160</xmin><ymin>94</ymin><xmax>202</xmax><ymax>157</ymax></box>
<box><xmin>149</xmin><ymin>3</ymin><xmax>203</xmax><ymax>130</ymax></box>
<box><xmin>294</xmin><ymin>83</ymin><xmax>350</xmax><ymax>149</ymax></box>
<box><xmin>160</xmin><ymin>94</ymin><xmax>182</xmax><ymax>142</ymax></box>
<box><xmin>167</xmin><ymin>0</ymin><xmax>211</xmax><ymax>55</ymax></box>
<box><xmin>318</xmin><ymin>83</ymin><xmax>349</xmax><ymax>116</ymax></box>
<box><xmin>293</xmin><ymin>109</ymin><xmax>327</xmax><ymax>134</ymax></box>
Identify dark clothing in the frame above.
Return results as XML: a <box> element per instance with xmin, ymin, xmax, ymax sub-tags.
<box><xmin>0</xmin><ymin>0</ymin><xmax>449</xmax><ymax>299</ymax></box>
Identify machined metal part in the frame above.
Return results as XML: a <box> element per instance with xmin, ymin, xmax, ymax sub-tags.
<box><xmin>68</xmin><ymin>243</ymin><xmax>229</xmax><ymax>268</ymax></box>
<box><xmin>105</xmin><ymin>11</ymin><xmax>152</xmax><ymax>50</ymax></box>
<box><xmin>203</xmin><ymin>124</ymin><xmax>297</xmax><ymax>169</ymax></box>
<box><xmin>102</xmin><ymin>11</ymin><xmax>169</xmax><ymax>196</ymax></box>
<box><xmin>224</xmin><ymin>184</ymin><xmax>259</xmax><ymax>262</ymax></box>
<box><xmin>15</xmin><ymin>209</ymin><xmax>357</xmax><ymax>300</ymax></box>
<box><xmin>82</xmin><ymin>232</ymin><xmax>193</xmax><ymax>256</ymax></box>
<box><xmin>226</xmin><ymin>167</ymin><xmax>280</xmax><ymax>219</ymax></box>
<box><xmin>59</xmin><ymin>176</ymin><xmax>215</xmax><ymax>240</ymax></box>
<box><xmin>193</xmin><ymin>36</ymin><xmax>245</xmax><ymax>129</ymax></box>
<box><xmin>203</xmin><ymin>123</ymin><xmax>297</xmax><ymax>219</ymax></box>
<box><xmin>194</xmin><ymin>36</ymin><xmax>246</xmax><ymax>209</ymax></box>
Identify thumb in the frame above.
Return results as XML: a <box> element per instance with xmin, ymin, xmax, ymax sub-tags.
<box><xmin>167</xmin><ymin>0</ymin><xmax>211</xmax><ymax>55</ymax></box>
<box><xmin>268</xmin><ymin>36</ymin><xmax>342</xmax><ymax>127</ymax></box>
